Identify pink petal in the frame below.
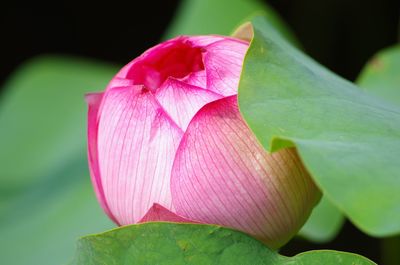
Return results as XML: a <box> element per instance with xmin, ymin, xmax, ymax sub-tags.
<box><xmin>139</xmin><ymin>203</ymin><xmax>195</xmax><ymax>223</ymax></box>
<box><xmin>155</xmin><ymin>78</ymin><xmax>222</xmax><ymax>130</ymax></box>
<box><xmin>86</xmin><ymin>92</ymin><xmax>118</xmax><ymax>224</ymax></box>
<box><xmin>171</xmin><ymin>96</ymin><xmax>320</xmax><ymax>248</ymax></box>
<box><xmin>106</xmin><ymin>77</ymin><xmax>135</xmax><ymax>90</ymax></box>
<box><xmin>97</xmin><ymin>86</ymin><xmax>183</xmax><ymax>225</ymax></box>
<box><xmin>183</xmin><ymin>70</ymin><xmax>207</xmax><ymax>88</ymax></box>
<box><xmin>204</xmin><ymin>39</ymin><xmax>248</xmax><ymax>96</ymax></box>
<box><xmin>188</xmin><ymin>35</ymin><xmax>225</xmax><ymax>46</ymax></box>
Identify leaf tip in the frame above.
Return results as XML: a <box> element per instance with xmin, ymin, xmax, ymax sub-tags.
<box><xmin>232</xmin><ymin>22</ymin><xmax>254</xmax><ymax>42</ymax></box>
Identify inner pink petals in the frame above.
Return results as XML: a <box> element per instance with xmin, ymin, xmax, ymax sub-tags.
<box><xmin>155</xmin><ymin>78</ymin><xmax>222</xmax><ymax>130</ymax></box>
<box><xmin>125</xmin><ymin>38</ymin><xmax>205</xmax><ymax>91</ymax></box>
<box><xmin>97</xmin><ymin>86</ymin><xmax>183</xmax><ymax>225</ymax></box>
<box><xmin>204</xmin><ymin>39</ymin><xmax>248</xmax><ymax>96</ymax></box>
<box><xmin>183</xmin><ymin>70</ymin><xmax>207</xmax><ymax>88</ymax></box>
<box><xmin>105</xmin><ymin>36</ymin><xmax>248</xmax><ymax>134</ymax></box>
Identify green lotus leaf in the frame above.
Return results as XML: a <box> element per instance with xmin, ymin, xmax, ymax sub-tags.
<box><xmin>71</xmin><ymin>222</ymin><xmax>375</xmax><ymax>265</ymax></box>
<box><xmin>238</xmin><ymin>17</ymin><xmax>400</xmax><ymax>236</ymax></box>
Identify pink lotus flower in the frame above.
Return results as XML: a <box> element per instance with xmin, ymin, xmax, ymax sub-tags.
<box><xmin>86</xmin><ymin>35</ymin><xmax>320</xmax><ymax>248</ymax></box>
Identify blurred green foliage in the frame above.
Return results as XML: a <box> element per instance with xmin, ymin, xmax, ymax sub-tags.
<box><xmin>357</xmin><ymin>45</ymin><xmax>400</xmax><ymax>106</ymax></box>
<box><xmin>0</xmin><ymin>57</ymin><xmax>116</xmax><ymax>265</ymax></box>
<box><xmin>298</xmin><ymin>197</ymin><xmax>344</xmax><ymax>242</ymax></box>
<box><xmin>356</xmin><ymin>45</ymin><xmax>400</xmax><ymax>265</ymax></box>
<box><xmin>0</xmin><ymin>57</ymin><xmax>116</xmax><ymax>189</ymax></box>
<box><xmin>164</xmin><ymin>0</ymin><xmax>282</xmax><ymax>37</ymax></box>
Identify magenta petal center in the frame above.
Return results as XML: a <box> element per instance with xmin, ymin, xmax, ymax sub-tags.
<box><xmin>126</xmin><ymin>39</ymin><xmax>205</xmax><ymax>91</ymax></box>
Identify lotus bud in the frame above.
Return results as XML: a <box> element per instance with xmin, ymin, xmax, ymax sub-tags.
<box><xmin>86</xmin><ymin>35</ymin><xmax>321</xmax><ymax>248</ymax></box>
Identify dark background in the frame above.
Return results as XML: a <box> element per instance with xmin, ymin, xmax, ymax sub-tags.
<box><xmin>1</xmin><ymin>0</ymin><xmax>399</xmax><ymax>86</ymax></box>
<box><xmin>1</xmin><ymin>0</ymin><xmax>399</xmax><ymax>263</ymax></box>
